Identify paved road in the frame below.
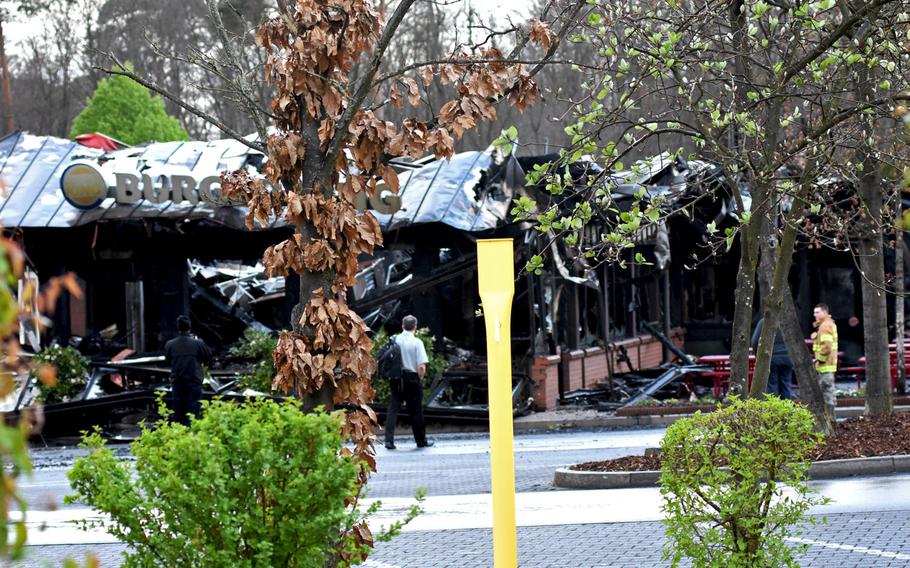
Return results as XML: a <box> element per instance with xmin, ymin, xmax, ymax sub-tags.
<box><xmin>14</xmin><ymin>426</ymin><xmax>910</xmax><ymax>567</ymax></box>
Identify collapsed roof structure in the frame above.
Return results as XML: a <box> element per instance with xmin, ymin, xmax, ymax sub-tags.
<box><xmin>1</xmin><ymin>128</ymin><xmax>888</xmax><ymax>431</ymax></box>
<box><xmin>0</xmin><ymin>129</ymin><xmax>740</xmax><ymax>372</ymax></box>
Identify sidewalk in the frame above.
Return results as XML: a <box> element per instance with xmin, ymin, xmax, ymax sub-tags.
<box><xmin>16</xmin><ymin>472</ymin><xmax>910</xmax><ymax>566</ymax></box>
<box><xmin>18</xmin><ymin>426</ymin><xmax>910</xmax><ymax>567</ymax></box>
<box><xmin>18</xmin><ymin>510</ymin><xmax>910</xmax><ymax>567</ymax></box>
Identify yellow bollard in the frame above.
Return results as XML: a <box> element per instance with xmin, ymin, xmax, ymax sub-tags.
<box><xmin>477</xmin><ymin>238</ymin><xmax>517</xmax><ymax>568</ymax></box>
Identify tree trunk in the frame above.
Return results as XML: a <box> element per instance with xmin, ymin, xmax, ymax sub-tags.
<box><xmin>751</xmin><ymin>168</ymin><xmax>816</xmax><ymax>397</ymax></box>
<box><xmin>728</xmin><ymin>225</ymin><xmax>759</xmax><ymax>397</ymax></box>
<box><xmin>727</xmin><ymin>84</ymin><xmax>783</xmax><ymax>396</ymax></box>
<box><xmin>857</xmin><ymin>157</ymin><xmax>893</xmax><ymax>415</ymax></box>
<box><xmin>896</xmin><ymin>198</ymin><xmax>906</xmax><ymax>395</ymax></box>
<box><xmin>750</xmin><ymin>209</ymin><xmax>799</xmax><ymax>397</ymax></box>
<box><xmin>841</xmin><ymin>10</ymin><xmax>892</xmax><ymax>415</ymax></box>
<box><xmin>777</xmin><ymin>283</ymin><xmax>834</xmax><ymax>435</ymax></box>
<box><xmin>295</xmin><ymin>120</ymin><xmax>338</xmax><ymax>413</ymax></box>
<box><xmin>724</xmin><ymin>0</ymin><xmax>754</xmax><ymax>397</ymax></box>
<box><xmin>852</xmin><ymin>50</ymin><xmax>893</xmax><ymax>415</ymax></box>
<box><xmin>755</xmin><ymin>207</ymin><xmax>832</xmax><ymax>434</ymax></box>
<box><xmin>0</xmin><ymin>17</ymin><xmax>14</xmax><ymax>135</ymax></box>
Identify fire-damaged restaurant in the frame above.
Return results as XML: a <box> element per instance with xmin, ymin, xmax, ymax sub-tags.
<box><xmin>0</xmin><ymin>129</ymin><xmax>906</xmax><ymax>438</ymax></box>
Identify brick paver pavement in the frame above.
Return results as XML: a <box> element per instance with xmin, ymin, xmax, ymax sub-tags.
<box><xmin>16</xmin><ymin>510</ymin><xmax>910</xmax><ymax>567</ymax></box>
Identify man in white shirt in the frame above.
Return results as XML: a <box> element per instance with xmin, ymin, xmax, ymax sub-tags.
<box><xmin>384</xmin><ymin>315</ymin><xmax>434</xmax><ymax>449</ymax></box>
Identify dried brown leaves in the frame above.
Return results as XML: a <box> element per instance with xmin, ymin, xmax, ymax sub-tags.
<box><xmin>230</xmin><ymin>0</ymin><xmax>545</xmax><ymax>499</ymax></box>
<box><xmin>221</xmin><ymin>169</ymin><xmax>285</xmax><ymax>230</ymax></box>
<box><xmin>273</xmin><ymin>290</ymin><xmax>376</xmax><ymax>410</ymax></box>
<box><xmin>281</xmin><ymin>193</ymin><xmax>381</xmax><ymax>284</ymax></box>
<box><xmin>529</xmin><ymin>19</ymin><xmax>555</xmax><ymax>51</ymax></box>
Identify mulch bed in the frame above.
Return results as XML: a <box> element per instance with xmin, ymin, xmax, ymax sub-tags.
<box><xmin>572</xmin><ymin>455</ymin><xmax>662</xmax><ymax>472</ymax></box>
<box><xmin>809</xmin><ymin>412</ymin><xmax>910</xmax><ymax>460</ymax></box>
<box><xmin>570</xmin><ymin>413</ymin><xmax>910</xmax><ymax>472</ymax></box>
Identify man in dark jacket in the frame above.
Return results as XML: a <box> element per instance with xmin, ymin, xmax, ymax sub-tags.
<box><xmin>164</xmin><ymin>316</ymin><xmax>212</xmax><ymax>425</ymax></box>
<box><xmin>751</xmin><ymin>318</ymin><xmax>793</xmax><ymax>400</ymax></box>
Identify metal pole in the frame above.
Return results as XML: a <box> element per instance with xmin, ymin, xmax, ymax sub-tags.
<box><xmin>478</xmin><ymin>239</ymin><xmax>517</xmax><ymax>568</ymax></box>
<box><xmin>662</xmin><ymin>268</ymin><xmax>672</xmax><ymax>363</ymax></box>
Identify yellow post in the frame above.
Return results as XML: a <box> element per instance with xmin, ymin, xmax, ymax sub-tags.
<box><xmin>477</xmin><ymin>238</ymin><xmax>517</xmax><ymax>568</ymax></box>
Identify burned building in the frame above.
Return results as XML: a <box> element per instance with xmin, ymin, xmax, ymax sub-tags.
<box><xmin>0</xmin><ymin>129</ymin><xmax>894</xmax><ymax>422</ymax></box>
<box><xmin>0</xmin><ymin>131</ymin><xmax>297</xmax><ymax>356</ymax></box>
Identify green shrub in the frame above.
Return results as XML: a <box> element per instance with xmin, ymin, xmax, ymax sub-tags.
<box><xmin>67</xmin><ymin>400</ymin><xmax>417</xmax><ymax>567</ymax></box>
<box><xmin>70</xmin><ymin>67</ymin><xmax>189</xmax><ymax>145</ymax></box>
<box><xmin>660</xmin><ymin>397</ymin><xmax>826</xmax><ymax>568</ymax></box>
<box><xmin>31</xmin><ymin>345</ymin><xmax>89</xmax><ymax>404</ymax></box>
<box><xmin>369</xmin><ymin>327</ymin><xmax>446</xmax><ymax>403</ymax></box>
<box><xmin>228</xmin><ymin>328</ymin><xmax>278</xmax><ymax>393</ymax></box>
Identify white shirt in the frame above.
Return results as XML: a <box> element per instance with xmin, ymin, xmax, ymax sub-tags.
<box><xmin>395</xmin><ymin>331</ymin><xmax>429</xmax><ymax>373</ymax></box>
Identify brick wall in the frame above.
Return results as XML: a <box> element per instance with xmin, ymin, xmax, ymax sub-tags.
<box><xmin>561</xmin><ymin>350</ymin><xmax>585</xmax><ymax>393</ymax></box>
<box><xmin>532</xmin><ymin>329</ymin><xmax>688</xmax><ymax>403</ymax></box>
<box><xmin>530</xmin><ymin>355</ymin><xmax>561</xmax><ymax>410</ymax></box>
<box><xmin>583</xmin><ymin>347</ymin><xmax>609</xmax><ymax>386</ymax></box>
<box><xmin>562</xmin><ymin>329</ymin><xmax>688</xmax><ymax>393</ymax></box>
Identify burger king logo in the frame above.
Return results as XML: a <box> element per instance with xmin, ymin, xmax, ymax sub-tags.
<box><xmin>60</xmin><ymin>163</ymin><xmax>108</xmax><ymax>210</ymax></box>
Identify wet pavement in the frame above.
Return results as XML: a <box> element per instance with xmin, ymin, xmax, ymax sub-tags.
<box><xmin>14</xmin><ymin>426</ymin><xmax>910</xmax><ymax>566</ymax></box>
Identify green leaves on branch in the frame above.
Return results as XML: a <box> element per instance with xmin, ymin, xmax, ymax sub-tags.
<box><xmin>68</xmin><ymin>400</ymin><xmax>422</xmax><ymax>567</ymax></box>
<box><xmin>492</xmin><ymin>126</ymin><xmax>519</xmax><ymax>157</ymax></box>
<box><xmin>32</xmin><ymin>345</ymin><xmax>89</xmax><ymax>404</ymax></box>
<box><xmin>526</xmin><ymin>254</ymin><xmax>544</xmax><ymax>275</ymax></box>
<box><xmin>228</xmin><ymin>328</ymin><xmax>278</xmax><ymax>394</ymax></box>
<box><xmin>510</xmin><ymin>196</ymin><xmax>537</xmax><ymax>221</ymax></box>
<box><xmin>661</xmin><ymin>397</ymin><xmax>826</xmax><ymax>568</ymax></box>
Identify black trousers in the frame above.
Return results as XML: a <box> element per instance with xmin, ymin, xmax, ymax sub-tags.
<box><xmin>384</xmin><ymin>372</ymin><xmax>427</xmax><ymax>446</ymax></box>
<box><xmin>767</xmin><ymin>357</ymin><xmax>794</xmax><ymax>400</ymax></box>
<box><xmin>171</xmin><ymin>382</ymin><xmax>202</xmax><ymax>426</ymax></box>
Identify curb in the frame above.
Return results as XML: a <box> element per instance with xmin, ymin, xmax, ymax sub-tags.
<box><xmin>514</xmin><ymin>404</ymin><xmax>910</xmax><ymax>432</ymax></box>
<box><xmin>554</xmin><ymin>454</ymin><xmax>910</xmax><ymax>489</ymax></box>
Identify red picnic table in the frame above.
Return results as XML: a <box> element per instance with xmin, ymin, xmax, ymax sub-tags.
<box><xmin>704</xmin><ymin>341</ymin><xmax>910</xmax><ymax>394</ymax></box>
<box><xmin>696</xmin><ymin>354</ymin><xmax>755</xmax><ymax>399</ymax></box>
<box><xmin>855</xmin><ymin>350</ymin><xmax>909</xmax><ymax>391</ymax></box>
<box><xmin>699</xmin><ymin>345</ymin><xmax>845</xmax><ymax>398</ymax></box>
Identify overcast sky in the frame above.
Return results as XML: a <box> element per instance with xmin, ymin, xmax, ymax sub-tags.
<box><xmin>6</xmin><ymin>0</ymin><xmax>535</xmax><ymax>56</ymax></box>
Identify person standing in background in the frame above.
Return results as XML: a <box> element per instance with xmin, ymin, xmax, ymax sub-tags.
<box><xmin>751</xmin><ymin>317</ymin><xmax>793</xmax><ymax>400</ymax></box>
<box><xmin>384</xmin><ymin>315</ymin><xmax>434</xmax><ymax>450</ymax></box>
<box><xmin>164</xmin><ymin>315</ymin><xmax>212</xmax><ymax>426</ymax></box>
<box><xmin>812</xmin><ymin>304</ymin><xmax>838</xmax><ymax>421</ymax></box>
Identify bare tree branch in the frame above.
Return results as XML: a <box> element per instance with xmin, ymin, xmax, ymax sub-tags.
<box><xmin>206</xmin><ymin>0</ymin><xmax>270</xmax><ymax>145</ymax></box>
<box><xmin>321</xmin><ymin>0</ymin><xmax>420</xmax><ymax>180</ymax></box>
<box><xmin>99</xmin><ymin>54</ymin><xmax>266</xmax><ymax>153</ymax></box>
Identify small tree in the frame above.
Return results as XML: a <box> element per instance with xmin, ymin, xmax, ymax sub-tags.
<box><xmin>70</xmin><ymin>70</ymin><xmax>189</xmax><ymax>145</ymax></box>
<box><xmin>511</xmin><ymin>0</ymin><xmax>910</xmax><ymax>429</ymax></box>
<box><xmin>68</xmin><ymin>399</ymin><xmax>421</xmax><ymax>567</ymax></box>
<box><xmin>31</xmin><ymin>345</ymin><xmax>89</xmax><ymax>404</ymax></box>
<box><xmin>660</xmin><ymin>398</ymin><xmax>825</xmax><ymax>568</ymax></box>
<box><xmin>228</xmin><ymin>328</ymin><xmax>278</xmax><ymax>393</ymax></box>
<box><xmin>99</xmin><ymin>0</ymin><xmax>586</xmax><ymax>557</ymax></box>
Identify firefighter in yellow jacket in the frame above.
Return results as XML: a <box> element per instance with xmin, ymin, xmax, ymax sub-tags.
<box><xmin>811</xmin><ymin>303</ymin><xmax>838</xmax><ymax>420</ymax></box>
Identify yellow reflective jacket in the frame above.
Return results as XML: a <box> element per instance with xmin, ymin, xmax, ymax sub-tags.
<box><xmin>811</xmin><ymin>317</ymin><xmax>838</xmax><ymax>373</ymax></box>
